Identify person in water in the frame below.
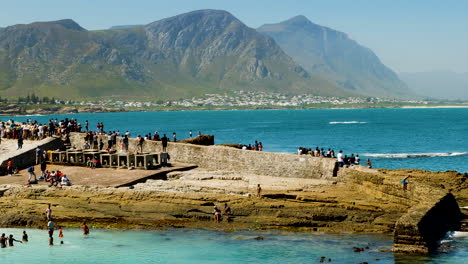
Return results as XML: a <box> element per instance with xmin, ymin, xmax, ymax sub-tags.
<box><xmin>83</xmin><ymin>222</ymin><xmax>90</xmax><ymax>235</ymax></box>
<box><xmin>47</xmin><ymin>220</ymin><xmax>54</xmax><ymax>238</ymax></box>
<box><xmin>22</xmin><ymin>231</ymin><xmax>28</xmax><ymax>242</ymax></box>
<box><xmin>8</xmin><ymin>234</ymin><xmax>22</xmax><ymax>246</ymax></box>
<box><xmin>58</xmin><ymin>226</ymin><xmax>64</xmax><ymax>244</ymax></box>
<box><xmin>0</xmin><ymin>233</ymin><xmax>6</xmax><ymax>248</ymax></box>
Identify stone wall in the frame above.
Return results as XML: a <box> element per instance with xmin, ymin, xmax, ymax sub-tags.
<box><xmin>343</xmin><ymin>167</ymin><xmax>462</xmax><ymax>254</ymax></box>
<box><xmin>0</xmin><ymin>137</ymin><xmax>64</xmax><ymax>172</ymax></box>
<box><xmin>69</xmin><ymin>133</ymin><xmax>338</xmax><ymax>179</ymax></box>
<box><xmin>393</xmin><ymin>193</ymin><xmax>462</xmax><ymax>254</ymax></box>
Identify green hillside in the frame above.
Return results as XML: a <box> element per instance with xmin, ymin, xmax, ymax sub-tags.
<box><xmin>0</xmin><ymin>11</ymin><xmax>344</xmax><ymax>100</ymax></box>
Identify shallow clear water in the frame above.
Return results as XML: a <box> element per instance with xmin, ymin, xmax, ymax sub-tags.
<box><xmin>0</xmin><ymin>228</ymin><xmax>466</xmax><ymax>264</ymax></box>
<box><xmin>4</xmin><ymin>108</ymin><xmax>468</xmax><ymax>172</ymax></box>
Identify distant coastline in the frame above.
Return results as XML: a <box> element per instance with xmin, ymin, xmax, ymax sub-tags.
<box><xmin>1</xmin><ymin>103</ymin><xmax>468</xmax><ymax>116</ymax></box>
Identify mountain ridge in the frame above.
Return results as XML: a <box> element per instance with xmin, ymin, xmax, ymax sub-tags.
<box><xmin>258</xmin><ymin>16</ymin><xmax>410</xmax><ymax>97</ymax></box>
<box><xmin>0</xmin><ymin>10</ymin><xmax>407</xmax><ymax>100</ymax></box>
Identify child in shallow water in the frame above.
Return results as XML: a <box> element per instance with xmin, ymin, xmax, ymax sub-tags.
<box><xmin>8</xmin><ymin>234</ymin><xmax>22</xmax><ymax>246</ymax></box>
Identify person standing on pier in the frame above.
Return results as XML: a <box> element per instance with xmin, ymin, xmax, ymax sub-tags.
<box><xmin>36</xmin><ymin>147</ymin><xmax>42</xmax><ymax>164</ymax></box>
<box><xmin>17</xmin><ymin>136</ymin><xmax>23</xmax><ymax>149</ymax></box>
<box><xmin>27</xmin><ymin>166</ymin><xmax>37</xmax><ymax>183</ymax></box>
<box><xmin>161</xmin><ymin>134</ymin><xmax>168</xmax><ymax>152</ymax></box>
<box><xmin>137</xmin><ymin>135</ymin><xmax>144</xmax><ymax>153</ymax></box>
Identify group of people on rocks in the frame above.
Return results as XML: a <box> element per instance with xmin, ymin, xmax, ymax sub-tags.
<box><xmin>26</xmin><ymin>162</ymin><xmax>72</xmax><ymax>187</ymax></box>
<box><xmin>298</xmin><ymin>147</ymin><xmax>336</xmax><ymax>157</ymax></box>
<box><xmin>297</xmin><ymin>147</ymin><xmax>372</xmax><ymax>168</ymax></box>
<box><xmin>213</xmin><ymin>203</ymin><xmax>232</xmax><ymax>223</ymax></box>
<box><xmin>336</xmin><ymin>150</ymin><xmax>372</xmax><ymax>168</ymax></box>
<box><xmin>238</xmin><ymin>140</ymin><xmax>263</xmax><ymax>151</ymax></box>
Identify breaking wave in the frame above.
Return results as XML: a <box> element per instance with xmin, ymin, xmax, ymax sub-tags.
<box><xmin>329</xmin><ymin>121</ymin><xmax>368</xmax><ymax>124</ymax></box>
<box><xmin>450</xmin><ymin>231</ymin><xmax>468</xmax><ymax>238</ymax></box>
<box><xmin>362</xmin><ymin>152</ymin><xmax>468</xmax><ymax>159</ymax></box>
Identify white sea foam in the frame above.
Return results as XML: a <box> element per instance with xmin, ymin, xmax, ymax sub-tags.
<box><xmin>460</xmin><ymin>206</ymin><xmax>468</xmax><ymax>210</ymax></box>
<box><xmin>329</xmin><ymin>121</ymin><xmax>368</xmax><ymax>124</ymax></box>
<box><xmin>13</xmin><ymin>114</ymin><xmax>44</xmax><ymax>117</ymax></box>
<box><xmin>362</xmin><ymin>152</ymin><xmax>468</xmax><ymax>159</ymax></box>
<box><xmin>451</xmin><ymin>231</ymin><xmax>468</xmax><ymax>238</ymax></box>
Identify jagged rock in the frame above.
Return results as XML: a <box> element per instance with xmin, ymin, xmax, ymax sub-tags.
<box><xmin>179</xmin><ymin>135</ymin><xmax>214</xmax><ymax>145</ymax></box>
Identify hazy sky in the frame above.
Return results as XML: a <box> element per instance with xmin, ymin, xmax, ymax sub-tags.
<box><xmin>1</xmin><ymin>0</ymin><xmax>467</xmax><ymax>73</ymax></box>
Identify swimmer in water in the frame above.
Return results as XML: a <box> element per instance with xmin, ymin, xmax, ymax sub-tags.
<box><xmin>22</xmin><ymin>231</ymin><xmax>28</xmax><ymax>242</ymax></box>
<box><xmin>58</xmin><ymin>226</ymin><xmax>64</xmax><ymax>244</ymax></box>
<box><xmin>8</xmin><ymin>234</ymin><xmax>22</xmax><ymax>247</ymax></box>
<box><xmin>83</xmin><ymin>222</ymin><xmax>90</xmax><ymax>235</ymax></box>
<box><xmin>0</xmin><ymin>233</ymin><xmax>6</xmax><ymax>248</ymax></box>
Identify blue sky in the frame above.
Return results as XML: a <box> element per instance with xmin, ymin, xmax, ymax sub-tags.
<box><xmin>1</xmin><ymin>0</ymin><xmax>467</xmax><ymax>73</ymax></box>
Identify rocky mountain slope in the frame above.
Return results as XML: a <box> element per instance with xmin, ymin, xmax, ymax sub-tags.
<box><xmin>0</xmin><ymin>10</ymin><xmax>342</xmax><ymax>100</ymax></box>
<box><xmin>258</xmin><ymin>16</ymin><xmax>410</xmax><ymax>97</ymax></box>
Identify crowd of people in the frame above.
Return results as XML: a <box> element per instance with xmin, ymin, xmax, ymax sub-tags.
<box><xmin>0</xmin><ymin>118</ymin><xmax>83</xmax><ymax>141</ymax></box>
<box><xmin>236</xmin><ymin>140</ymin><xmax>264</xmax><ymax>151</ymax></box>
<box><xmin>297</xmin><ymin>146</ymin><xmax>372</xmax><ymax>168</ymax></box>
<box><xmin>297</xmin><ymin>147</ymin><xmax>336</xmax><ymax>157</ymax></box>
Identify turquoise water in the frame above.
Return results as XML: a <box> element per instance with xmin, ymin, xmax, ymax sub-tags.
<box><xmin>0</xmin><ymin>228</ymin><xmax>466</xmax><ymax>264</ymax></box>
<box><xmin>4</xmin><ymin>108</ymin><xmax>468</xmax><ymax>172</ymax></box>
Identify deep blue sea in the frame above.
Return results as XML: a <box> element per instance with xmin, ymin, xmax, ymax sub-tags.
<box><xmin>2</xmin><ymin>108</ymin><xmax>468</xmax><ymax>263</ymax></box>
<box><xmin>0</xmin><ymin>228</ymin><xmax>466</xmax><ymax>264</ymax></box>
<box><xmin>4</xmin><ymin>108</ymin><xmax>468</xmax><ymax>172</ymax></box>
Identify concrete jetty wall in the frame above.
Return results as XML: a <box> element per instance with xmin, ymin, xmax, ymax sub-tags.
<box><xmin>393</xmin><ymin>193</ymin><xmax>461</xmax><ymax>254</ymax></box>
<box><xmin>0</xmin><ymin>137</ymin><xmax>64</xmax><ymax>172</ymax></box>
<box><xmin>343</xmin><ymin>167</ymin><xmax>462</xmax><ymax>254</ymax></box>
<box><xmin>69</xmin><ymin>133</ymin><xmax>338</xmax><ymax>179</ymax></box>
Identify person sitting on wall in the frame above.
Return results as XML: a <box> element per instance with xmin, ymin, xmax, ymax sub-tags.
<box><xmin>61</xmin><ymin>175</ymin><xmax>72</xmax><ymax>186</ymax></box>
<box><xmin>86</xmin><ymin>157</ymin><xmax>93</xmax><ymax>168</ymax></box>
<box><xmin>92</xmin><ymin>157</ymin><xmax>100</xmax><ymax>169</ymax></box>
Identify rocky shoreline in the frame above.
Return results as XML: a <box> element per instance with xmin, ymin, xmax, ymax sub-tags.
<box><xmin>2</xmin><ymin>103</ymin><xmax>468</xmax><ymax>116</ymax></box>
<box><xmin>0</xmin><ymin>168</ymin><xmax>466</xmax><ymax>235</ymax></box>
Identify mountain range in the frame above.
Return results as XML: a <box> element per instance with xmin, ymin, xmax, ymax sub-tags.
<box><xmin>257</xmin><ymin>16</ymin><xmax>408</xmax><ymax>97</ymax></box>
<box><xmin>0</xmin><ymin>10</ymin><xmax>408</xmax><ymax>100</ymax></box>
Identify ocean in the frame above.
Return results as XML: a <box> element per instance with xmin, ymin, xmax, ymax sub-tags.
<box><xmin>0</xmin><ymin>228</ymin><xmax>466</xmax><ymax>264</ymax></box>
<box><xmin>4</xmin><ymin>108</ymin><xmax>468</xmax><ymax>172</ymax></box>
<box><xmin>1</xmin><ymin>108</ymin><xmax>467</xmax><ymax>262</ymax></box>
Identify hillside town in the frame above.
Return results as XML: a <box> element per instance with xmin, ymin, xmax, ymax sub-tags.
<box><xmin>42</xmin><ymin>91</ymin><xmax>435</xmax><ymax>108</ymax></box>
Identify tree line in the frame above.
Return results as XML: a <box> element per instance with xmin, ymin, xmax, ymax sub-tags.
<box><xmin>0</xmin><ymin>93</ymin><xmax>73</xmax><ymax>105</ymax></box>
